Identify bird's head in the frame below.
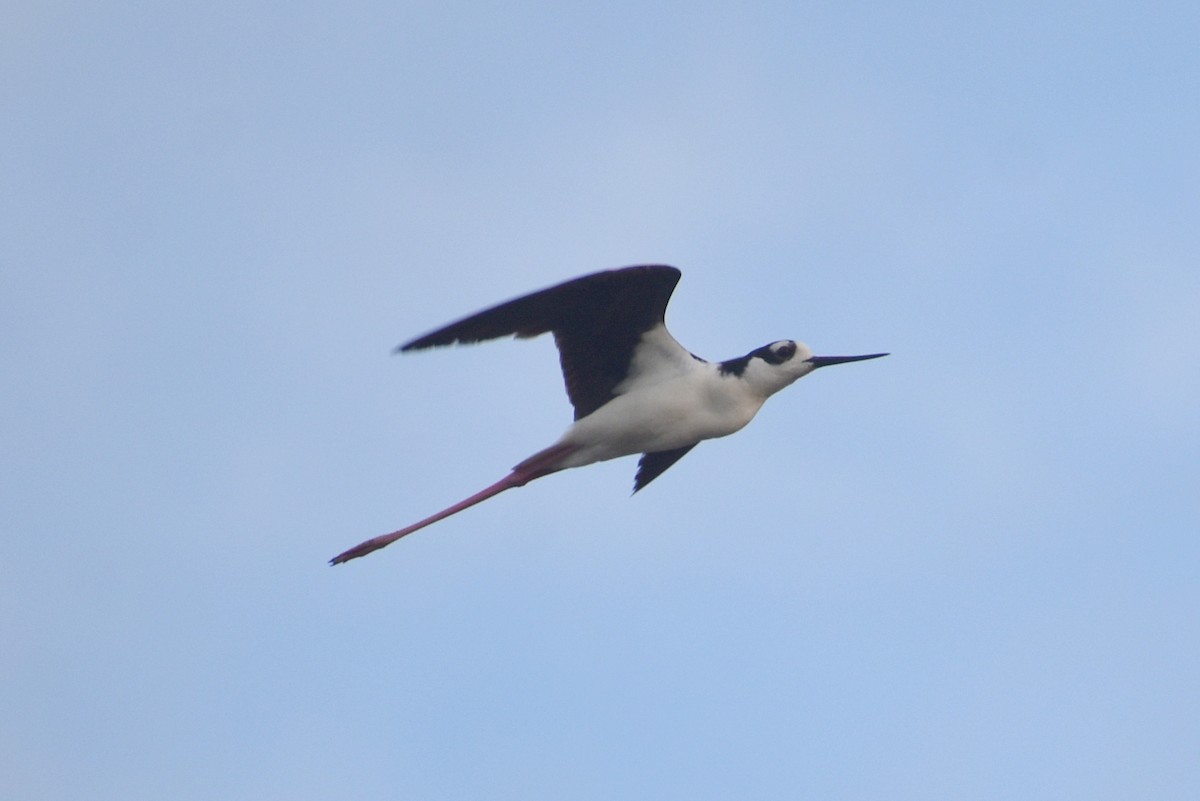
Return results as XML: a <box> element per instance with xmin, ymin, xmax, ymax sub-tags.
<box><xmin>730</xmin><ymin>340</ymin><xmax>888</xmax><ymax>398</ymax></box>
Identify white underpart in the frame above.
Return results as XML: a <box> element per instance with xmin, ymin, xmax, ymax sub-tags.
<box><xmin>551</xmin><ymin>324</ymin><xmax>774</xmax><ymax>469</ymax></box>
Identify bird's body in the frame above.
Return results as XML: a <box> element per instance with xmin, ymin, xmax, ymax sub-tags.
<box><xmin>331</xmin><ymin>265</ymin><xmax>886</xmax><ymax>564</ymax></box>
<box><xmin>558</xmin><ymin>338</ymin><xmax>761</xmax><ymax>465</ymax></box>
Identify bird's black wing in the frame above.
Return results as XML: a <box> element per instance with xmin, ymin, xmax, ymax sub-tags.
<box><xmin>400</xmin><ymin>265</ymin><xmax>682</xmax><ymax>420</ymax></box>
<box><xmin>633</xmin><ymin>444</ymin><xmax>696</xmax><ymax>493</ymax></box>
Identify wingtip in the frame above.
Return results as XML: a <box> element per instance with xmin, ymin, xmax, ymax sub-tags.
<box><xmin>395</xmin><ymin>335</ymin><xmax>465</xmax><ymax>353</ymax></box>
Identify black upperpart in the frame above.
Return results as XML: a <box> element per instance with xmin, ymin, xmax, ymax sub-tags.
<box><xmin>717</xmin><ymin>341</ymin><xmax>797</xmax><ymax>377</ymax></box>
<box><xmin>399</xmin><ymin>265</ymin><xmax>682</xmax><ymax>420</ymax></box>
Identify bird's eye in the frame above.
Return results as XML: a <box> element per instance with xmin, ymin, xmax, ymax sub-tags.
<box><xmin>775</xmin><ymin>342</ymin><xmax>796</xmax><ymax>360</ymax></box>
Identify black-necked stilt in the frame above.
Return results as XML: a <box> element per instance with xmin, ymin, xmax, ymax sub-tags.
<box><xmin>331</xmin><ymin>265</ymin><xmax>886</xmax><ymax>564</ymax></box>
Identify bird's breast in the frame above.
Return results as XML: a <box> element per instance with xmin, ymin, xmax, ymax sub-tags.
<box><xmin>560</xmin><ymin>371</ymin><xmax>763</xmax><ymax>466</ymax></box>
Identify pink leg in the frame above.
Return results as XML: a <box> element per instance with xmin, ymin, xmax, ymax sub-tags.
<box><xmin>330</xmin><ymin>443</ymin><xmax>577</xmax><ymax>565</ymax></box>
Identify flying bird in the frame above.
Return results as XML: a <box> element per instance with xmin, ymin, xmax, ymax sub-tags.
<box><xmin>331</xmin><ymin>265</ymin><xmax>886</xmax><ymax>564</ymax></box>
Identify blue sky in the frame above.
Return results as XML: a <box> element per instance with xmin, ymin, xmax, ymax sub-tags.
<box><xmin>3</xmin><ymin>2</ymin><xmax>1198</xmax><ymax>799</ymax></box>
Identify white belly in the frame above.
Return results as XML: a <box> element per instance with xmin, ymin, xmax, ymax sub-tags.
<box><xmin>556</xmin><ymin>372</ymin><xmax>764</xmax><ymax>469</ymax></box>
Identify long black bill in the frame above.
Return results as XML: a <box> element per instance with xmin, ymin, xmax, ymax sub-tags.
<box><xmin>807</xmin><ymin>353</ymin><xmax>889</xmax><ymax>369</ymax></box>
